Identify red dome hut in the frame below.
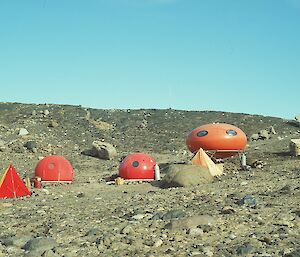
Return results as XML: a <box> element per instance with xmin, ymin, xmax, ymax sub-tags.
<box><xmin>35</xmin><ymin>155</ymin><xmax>74</xmax><ymax>183</ymax></box>
<box><xmin>119</xmin><ymin>153</ymin><xmax>156</xmax><ymax>180</ymax></box>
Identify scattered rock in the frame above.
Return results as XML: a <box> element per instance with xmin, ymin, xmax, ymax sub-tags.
<box><xmin>250</xmin><ymin>133</ymin><xmax>260</xmax><ymax>141</ymax></box>
<box><xmin>0</xmin><ymin>140</ymin><xmax>5</xmax><ymax>151</ymax></box>
<box><xmin>24</xmin><ymin>141</ymin><xmax>37</xmax><ymax>151</ymax></box>
<box><xmin>278</xmin><ymin>185</ymin><xmax>292</xmax><ymax>194</ymax></box>
<box><xmin>240</xmin><ymin>181</ymin><xmax>248</xmax><ymax>186</ymax></box>
<box><xmin>153</xmin><ymin>239</ymin><xmax>163</xmax><ymax>247</ymax></box>
<box><xmin>85</xmin><ymin>228</ymin><xmax>101</xmax><ymax>236</ymax></box>
<box><xmin>284</xmin><ymin>249</ymin><xmax>300</xmax><ymax>257</ymax></box>
<box><xmin>131</xmin><ymin>214</ymin><xmax>145</xmax><ymax>220</ymax></box>
<box><xmin>76</xmin><ymin>192</ymin><xmax>85</xmax><ymax>198</ymax></box>
<box><xmin>82</xmin><ymin>141</ymin><xmax>117</xmax><ymax>160</ymax></box>
<box><xmin>41</xmin><ymin>250</ymin><xmax>60</xmax><ymax>257</ymax></box>
<box><xmin>249</xmin><ymin>159</ymin><xmax>264</xmax><ymax>169</ymax></box>
<box><xmin>259</xmin><ymin>129</ymin><xmax>270</xmax><ymax>139</ymax></box>
<box><xmin>43</xmin><ymin>110</ymin><xmax>50</xmax><ymax>116</ymax></box>
<box><xmin>162</xmin><ymin>210</ymin><xmax>186</xmax><ymax>220</ymax></box>
<box><xmin>9</xmin><ymin>141</ymin><xmax>25</xmax><ymax>153</ymax></box>
<box><xmin>229</xmin><ymin>233</ymin><xmax>237</xmax><ymax>240</ymax></box>
<box><xmin>165</xmin><ymin>215</ymin><xmax>215</xmax><ymax>231</ymax></box>
<box><xmin>121</xmin><ymin>225</ymin><xmax>134</xmax><ymax>235</ymax></box>
<box><xmin>250</xmin><ymin>128</ymin><xmax>275</xmax><ymax>141</ymax></box>
<box><xmin>48</xmin><ymin>120</ymin><xmax>59</xmax><ymax>128</ymax></box>
<box><xmin>188</xmin><ymin>228</ymin><xmax>204</xmax><ymax>236</ymax></box>
<box><xmin>23</xmin><ymin>237</ymin><xmax>57</xmax><ymax>253</ymax></box>
<box><xmin>1</xmin><ymin>235</ymin><xmax>32</xmax><ymax>247</ymax></box>
<box><xmin>19</xmin><ymin>128</ymin><xmax>29</xmax><ymax>136</ymax></box>
<box><xmin>236</xmin><ymin>243</ymin><xmax>255</xmax><ymax>255</ymax></box>
<box><xmin>220</xmin><ymin>206</ymin><xmax>236</xmax><ymax>214</ymax></box>
<box><xmin>239</xmin><ymin>195</ymin><xmax>257</xmax><ymax>207</ymax></box>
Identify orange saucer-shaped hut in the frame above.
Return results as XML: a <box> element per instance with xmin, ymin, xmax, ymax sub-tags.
<box><xmin>186</xmin><ymin>123</ymin><xmax>247</xmax><ymax>158</ymax></box>
<box><xmin>35</xmin><ymin>155</ymin><xmax>74</xmax><ymax>183</ymax></box>
<box><xmin>119</xmin><ymin>153</ymin><xmax>156</xmax><ymax>181</ymax></box>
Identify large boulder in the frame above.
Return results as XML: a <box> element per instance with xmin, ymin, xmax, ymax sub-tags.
<box><xmin>82</xmin><ymin>141</ymin><xmax>117</xmax><ymax>160</ymax></box>
<box><xmin>162</xmin><ymin>164</ymin><xmax>213</xmax><ymax>188</ymax></box>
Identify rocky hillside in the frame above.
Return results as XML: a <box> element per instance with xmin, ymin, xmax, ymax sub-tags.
<box><xmin>0</xmin><ymin>102</ymin><xmax>299</xmax><ymax>257</ymax></box>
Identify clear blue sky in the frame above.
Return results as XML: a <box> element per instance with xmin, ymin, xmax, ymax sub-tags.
<box><xmin>0</xmin><ymin>0</ymin><xmax>299</xmax><ymax>119</ymax></box>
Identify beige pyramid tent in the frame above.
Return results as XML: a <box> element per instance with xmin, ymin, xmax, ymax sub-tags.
<box><xmin>192</xmin><ymin>148</ymin><xmax>223</xmax><ymax>177</ymax></box>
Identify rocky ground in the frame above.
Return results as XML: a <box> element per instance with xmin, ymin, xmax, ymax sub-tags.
<box><xmin>0</xmin><ymin>102</ymin><xmax>299</xmax><ymax>257</ymax></box>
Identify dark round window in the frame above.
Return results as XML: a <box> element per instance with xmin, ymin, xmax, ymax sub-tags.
<box><xmin>226</xmin><ymin>130</ymin><xmax>237</xmax><ymax>136</ymax></box>
<box><xmin>196</xmin><ymin>130</ymin><xmax>208</xmax><ymax>137</ymax></box>
<box><xmin>132</xmin><ymin>161</ymin><xmax>139</xmax><ymax>167</ymax></box>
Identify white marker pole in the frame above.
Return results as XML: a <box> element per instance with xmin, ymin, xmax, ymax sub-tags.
<box><xmin>241</xmin><ymin>153</ymin><xmax>247</xmax><ymax>167</ymax></box>
<box><xmin>154</xmin><ymin>164</ymin><xmax>161</xmax><ymax>181</ymax></box>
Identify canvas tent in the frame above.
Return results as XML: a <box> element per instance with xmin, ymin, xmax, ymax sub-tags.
<box><xmin>0</xmin><ymin>164</ymin><xmax>31</xmax><ymax>198</ymax></box>
<box><xmin>192</xmin><ymin>148</ymin><xmax>223</xmax><ymax>176</ymax></box>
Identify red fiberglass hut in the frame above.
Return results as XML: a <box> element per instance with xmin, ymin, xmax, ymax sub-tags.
<box><xmin>119</xmin><ymin>153</ymin><xmax>156</xmax><ymax>181</ymax></box>
<box><xmin>35</xmin><ymin>155</ymin><xmax>74</xmax><ymax>183</ymax></box>
<box><xmin>186</xmin><ymin>123</ymin><xmax>247</xmax><ymax>158</ymax></box>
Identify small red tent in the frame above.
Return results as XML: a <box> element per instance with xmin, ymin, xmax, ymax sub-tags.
<box><xmin>35</xmin><ymin>156</ymin><xmax>74</xmax><ymax>183</ymax></box>
<box><xmin>0</xmin><ymin>164</ymin><xmax>31</xmax><ymax>198</ymax></box>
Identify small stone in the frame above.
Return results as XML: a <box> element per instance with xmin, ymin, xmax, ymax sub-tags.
<box><xmin>24</xmin><ymin>141</ymin><xmax>37</xmax><ymax>151</ymax></box>
<box><xmin>188</xmin><ymin>228</ymin><xmax>204</xmax><ymax>236</ymax></box>
<box><xmin>162</xmin><ymin>210</ymin><xmax>186</xmax><ymax>220</ymax></box>
<box><xmin>229</xmin><ymin>233</ymin><xmax>237</xmax><ymax>240</ymax></box>
<box><xmin>250</xmin><ymin>160</ymin><xmax>264</xmax><ymax>169</ymax></box>
<box><xmin>284</xmin><ymin>249</ymin><xmax>300</xmax><ymax>257</ymax></box>
<box><xmin>259</xmin><ymin>129</ymin><xmax>270</xmax><ymax>139</ymax></box>
<box><xmin>31</xmin><ymin>110</ymin><xmax>37</xmax><ymax>116</ymax></box>
<box><xmin>19</xmin><ymin>128</ymin><xmax>29</xmax><ymax>136</ymax></box>
<box><xmin>48</xmin><ymin>120</ymin><xmax>59</xmax><ymax>128</ymax></box>
<box><xmin>121</xmin><ymin>225</ymin><xmax>134</xmax><ymax>235</ymax></box>
<box><xmin>132</xmin><ymin>214</ymin><xmax>145</xmax><ymax>220</ymax></box>
<box><xmin>220</xmin><ymin>206</ymin><xmax>235</xmax><ymax>214</ymax></box>
<box><xmin>153</xmin><ymin>239</ymin><xmax>163</xmax><ymax>247</ymax></box>
<box><xmin>0</xmin><ymin>140</ymin><xmax>5</xmax><ymax>148</ymax></box>
<box><xmin>165</xmin><ymin>215</ymin><xmax>215</xmax><ymax>230</ymax></box>
<box><xmin>279</xmin><ymin>185</ymin><xmax>291</xmax><ymax>194</ymax></box>
<box><xmin>202</xmin><ymin>247</ymin><xmax>214</xmax><ymax>256</ymax></box>
<box><xmin>42</xmin><ymin>189</ymin><xmax>50</xmax><ymax>195</ymax></box>
<box><xmin>85</xmin><ymin>228</ymin><xmax>100</xmax><ymax>236</ymax></box>
<box><xmin>240</xmin><ymin>181</ymin><xmax>248</xmax><ymax>186</ymax></box>
<box><xmin>41</xmin><ymin>250</ymin><xmax>60</xmax><ymax>257</ymax></box>
<box><xmin>23</xmin><ymin>237</ymin><xmax>57</xmax><ymax>252</ymax></box>
<box><xmin>43</xmin><ymin>110</ymin><xmax>50</xmax><ymax>116</ymax></box>
<box><xmin>76</xmin><ymin>192</ymin><xmax>85</xmax><ymax>198</ymax></box>
<box><xmin>259</xmin><ymin>236</ymin><xmax>272</xmax><ymax>245</ymax></box>
<box><xmin>1</xmin><ymin>235</ymin><xmax>32</xmax><ymax>247</ymax></box>
<box><xmin>236</xmin><ymin>243</ymin><xmax>255</xmax><ymax>255</ymax></box>
<box><xmin>151</xmin><ymin>212</ymin><xmax>164</xmax><ymax>220</ymax></box>
<box><xmin>240</xmin><ymin>195</ymin><xmax>257</xmax><ymax>207</ymax></box>
<box><xmin>250</xmin><ymin>134</ymin><xmax>259</xmax><ymax>141</ymax></box>
<box><xmin>1</xmin><ymin>202</ymin><xmax>13</xmax><ymax>207</ymax></box>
